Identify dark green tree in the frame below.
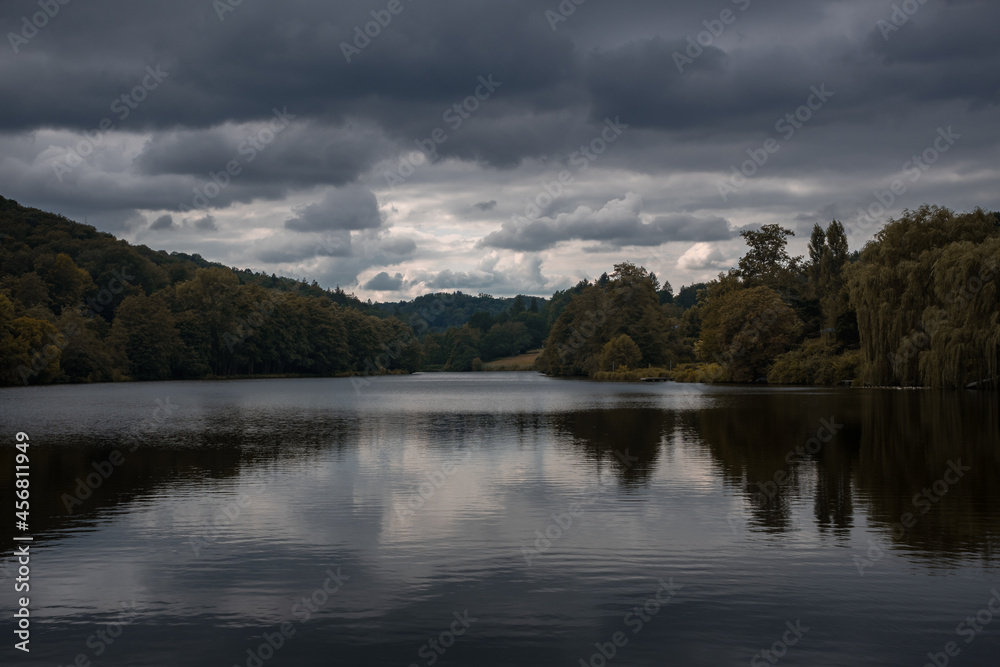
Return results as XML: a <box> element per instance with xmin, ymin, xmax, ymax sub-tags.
<box><xmin>738</xmin><ymin>224</ymin><xmax>799</xmax><ymax>288</ymax></box>
<box><xmin>511</xmin><ymin>294</ymin><xmax>525</xmax><ymax>316</ymax></box>
<box><xmin>599</xmin><ymin>334</ymin><xmax>642</xmax><ymax>371</ymax></box>
<box><xmin>697</xmin><ymin>285</ymin><xmax>803</xmax><ymax>382</ymax></box>
<box><xmin>110</xmin><ymin>293</ymin><xmax>183</xmax><ymax>380</ymax></box>
<box><xmin>848</xmin><ymin>206</ymin><xmax>999</xmax><ymax>387</ymax></box>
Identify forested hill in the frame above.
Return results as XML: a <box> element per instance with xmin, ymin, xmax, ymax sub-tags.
<box><xmin>0</xmin><ymin>195</ymin><xmax>418</xmax><ymax>385</ymax></box>
<box><xmin>0</xmin><ymin>195</ymin><xmax>378</xmax><ymax>313</ymax></box>
<box><xmin>378</xmin><ymin>292</ymin><xmax>548</xmax><ymax>333</ymax></box>
<box><xmin>5</xmin><ymin>195</ymin><xmax>995</xmax><ymax>389</ymax></box>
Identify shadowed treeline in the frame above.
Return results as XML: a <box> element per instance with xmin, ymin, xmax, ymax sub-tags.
<box><xmin>551</xmin><ymin>406</ymin><xmax>675</xmax><ymax>487</ymax></box>
<box><xmin>0</xmin><ymin>415</ymin><xmax>358</xmax><ymax>558</ymax></box>
<box><xmin>851</xmin><ymin>390</ymin><xmax>1000</xmax><ymax>562</ymax></box>
<box><xmin>690</xmin><ymin>389</ymin><xmax>1000</xmax><ymax>562</ymax></box>
<box><xmin>691</xmin><ymin>391</ymin><xmax>863</xmax><ymax>534</ymax></box>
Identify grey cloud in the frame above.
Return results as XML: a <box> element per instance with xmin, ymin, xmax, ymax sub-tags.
<box><xmin>424</xmin><ymin>269</ymin><xmax>497</xmax><ymax>290</ymax></box>
<box><xmin>379</xmin><ymin>236</ymin><xmax>418</xmax><ymax>257</ymax></box>
<box><xmin>255</xmin><ymin>232</ymin><xmax>352</xmax><ymax>264</ymax></box>
<box><xmin>91</xmin><ymin>209</ymin><xmax>146</xmax><ymax>233</ymax></box>
<box><xmin>193</xmin><ymin>215</ymin><xmax>217</xmax><ymax>231</ymax></box>
<box><xmin>405</xmin><ymin>255</ymin><xmax>549</xmax><ymax>295</ymax></box>
<box><xmin>150</xmin><ymin>214</ymin><xmax>175</xmax><ymax>230</ymax></box>
<box><xmin>1</xmin><ymin>0</ymin><xmax>999</xmax><ymax>297</ymax></box>
<box><xmin>479</xmin><ymin>194</ymin><xmax>733</xmax><ymax>251</ymax></box>
<box><xmin>474</xmin><ymin>200</ymin><xmax>497</xmax><ymax>211</ymax></box>
<box><xmin>363</xmin><ymin>272</ymin><xmax>405</xmax><ymax>291</ymax></box>
<box><xmin>285</xmin><ymin>186</ymin><xmax>383</xmax><ymax>233</ymax></box>
<box><xmin>253</xmin><ymin>229</ymin><xmax>417</xmax><ymax>286</ymax></box>
<box><xmin>135</xmin><ymin>121</ymin><xmax>394</xmax><ymax>189</ymax></box>
<box><xmin>647</xmin><ymin>214</ymin><xmax>735</xmax><ymax>242</ymax></box>
<box><xmin>793</xmin><ymin>204</ymin><xmax>847</xmax><ymax>232</ymax></box>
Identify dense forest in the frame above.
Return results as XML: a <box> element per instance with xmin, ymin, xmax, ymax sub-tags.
<box><xmin>538</xmin><ymin>206</ymin><xmax>999</xmax><ymax>388</ymax></box>
<box><xmin>377</xmin><ymin>292</ymin><xmax>548</xmax><ymax>333</ymax></box>
<box><xmin>0</xmin><ymin>195</ymin><xmax>550</xmax><ymax>384</ymax></box>
<box><xmin>0</xmin><ymin>195</ymin><xmax>421</xmax><ymax>384</ymax></box>
<box><xmin>418</xmin><ymin>294</ymin><xmax>549</xmax><ymax>371</ymax></box>
<box><xmin>1</xmin><ymin>195</ymin><xmax>997</xmax><ymax>388</ymax></box>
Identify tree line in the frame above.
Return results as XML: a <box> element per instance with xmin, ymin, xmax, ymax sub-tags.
<box><xmin>0</xmin><ymin>196</ymin><xmax>420</xmax><ymax>384</ymax></box>
<box><xmin>0</xmin><ymin>195</ymin><xmax>551</xmax><ymax>384</ymax></box>
<box><xmin>537</xmin><ymin>206</ymin><xmax>999</xmax><ymax>388</ymax></box>
<box><xmin>2</xmin><ymin>194</ymin><xmax>996</xmax><ymax>388</ymax></box>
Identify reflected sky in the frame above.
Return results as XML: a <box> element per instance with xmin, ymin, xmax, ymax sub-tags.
<box><xmin>1</xmin><ymin>375</ymin><xmax>999</xmax><ymax>666</ymax></box>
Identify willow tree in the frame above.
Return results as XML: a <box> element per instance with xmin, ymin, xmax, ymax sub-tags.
<box><xmin>919</xmin><ymin>236</ymin><xmax>1000</xmax><ymax>387</ymax></box>
<box><xmin>848</xmin><ymin>206</ymin><xmax>999</xmax><ymax>387</ymax></box>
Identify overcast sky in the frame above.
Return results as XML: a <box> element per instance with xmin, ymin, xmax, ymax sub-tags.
<box><xmin>2</xmin><ymin>0</ymin><xmax>998</xmax><ymax>299</ymax></box>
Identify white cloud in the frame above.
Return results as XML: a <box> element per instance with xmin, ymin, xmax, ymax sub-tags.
<box><xmin>677</xmin><ymin>242</ymin><xmax>730</xmax><ymax>271</ymax></box>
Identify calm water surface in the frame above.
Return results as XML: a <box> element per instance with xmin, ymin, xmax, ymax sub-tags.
<box><xmin>1</xmin><ymin>373</ymin><xmax>998</xmax><ymax>666</ymax></box>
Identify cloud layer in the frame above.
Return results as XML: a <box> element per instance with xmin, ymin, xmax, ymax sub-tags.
<box><xmin>2</xmin><ymin>0</ymin><xmax>998</xmax><ymax>296</ymax></box>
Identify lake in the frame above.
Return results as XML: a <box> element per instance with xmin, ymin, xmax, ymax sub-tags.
<box><xmin>1</xmin><ymin>373</ymin><xmax>998</xmax><ymax>666</ymax></box>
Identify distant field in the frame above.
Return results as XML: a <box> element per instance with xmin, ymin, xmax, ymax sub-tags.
<box><xmin>482</xmin><ymin>349</ymin><xmax>542</xmax><ymax>371</ymax></box>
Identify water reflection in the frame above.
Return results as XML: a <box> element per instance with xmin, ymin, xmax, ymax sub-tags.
<box><xmin>852</xmin><ymin>390</ymin><xmax>1000</xmax><ymax>563</ymax></box>
<box><xmin>553</xmin><ymin>407</ymin><xmax>673</xmax><ymax>487</ymax></box>
<box><xmin>3</xmin><ymin>380</ymin><xmax>999</xmax><ymax>567</ymax></box>
<box><xmin>1</xmin><ymin>376</ymin><xmax>999</xmax><ymax>667</ymax></box>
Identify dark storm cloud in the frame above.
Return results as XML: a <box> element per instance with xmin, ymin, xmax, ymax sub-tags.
<box><xmin>363</xmin><ymin>271</ymin><xmax>405</xmax><ymax>291</ymax></box>
<box><xmin>581</xmin><ymin>3</ymin><xmax>1000</xmax><ymax>139</ymax></box>
<box><xmin>284</xmin><ymin>186</ymin><xmax>383</xmax><ymax>232</ymax></box>
<box><xmin>134</xmin><ymin>121</ymin><xmax>394</xmax><ymax>188</ymax></box>
<box><xmin>478</xmin><ymin>193</ymin><xmax>734</xmax><ymax>250</ymax></box>
<box><xmin>0</xmin><ymin>0</ymin><xmax>576</xmax><ymax>133</ymax></box>
<box><xmin>4</xmin><ymin>0</ymin><xmax>999</xmax><ymax>163</ymax></box>
<box><xmin>150</xmin><ymin>214</ymin><xmax>175</xmax><ymax>230</ymax></box>
<box><xmin>193</xmin><ymin>214</ymin><xmax>217</xmax><ymax>231</ymax></box>
<box><xmin>2</xmin><ymin>0</ymin><xmax>999</xmax><ymax>293</ymax></box>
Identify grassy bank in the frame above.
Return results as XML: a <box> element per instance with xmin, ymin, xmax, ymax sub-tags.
<box><xmin>481</xmin><ymin>349</ymin><xmax>542</xmax><ymax>372</ymax></box>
